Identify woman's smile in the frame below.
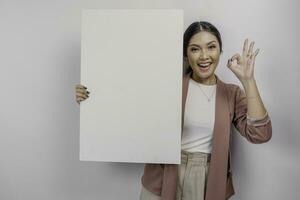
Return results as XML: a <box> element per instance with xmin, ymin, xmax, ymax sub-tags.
<box><xmin>198</xmin><ymin>62</ymin><xmax>212</xmax><ymax>72</ymax></box>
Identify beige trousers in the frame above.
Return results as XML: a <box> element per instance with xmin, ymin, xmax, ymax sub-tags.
<box><xmin>140</xmin><ymin>150</ymin><xmax>210</xmax><ymax>200</ymax></box>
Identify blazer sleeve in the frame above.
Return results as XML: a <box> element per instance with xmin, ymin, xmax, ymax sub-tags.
<box><xmin>232</xmin><ymin>85</ymin><xmax>272</xmax><ymax>144</ymax></box>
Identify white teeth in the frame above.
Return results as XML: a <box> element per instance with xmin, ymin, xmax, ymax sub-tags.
<box><xmin>198</xmin><ymin>63</ymin><xmax>211</xmax><ymax>67</ymax></box>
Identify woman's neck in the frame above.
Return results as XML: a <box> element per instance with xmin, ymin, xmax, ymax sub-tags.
<box><xmin>191</xmin><ymin>73</ymin><xmax>217</xmax><ymax>85</ymax></box>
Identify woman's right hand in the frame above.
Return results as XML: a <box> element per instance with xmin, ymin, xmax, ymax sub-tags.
<box><xmin>75</xmin><ymin>84</ymin><xmax>90</xmax><ymax>104</ymax></box>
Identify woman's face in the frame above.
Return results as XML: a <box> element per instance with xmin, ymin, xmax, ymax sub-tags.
<box><xmin>186</xmin><ymin>31</ymin><xmax>221</xmax><ymax>85</ymax></box>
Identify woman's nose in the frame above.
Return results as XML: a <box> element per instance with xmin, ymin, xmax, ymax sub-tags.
<box><xmin>199</xmin><ymin>50</ymin><xmax>209</xmax><ymax>60</ymax></box>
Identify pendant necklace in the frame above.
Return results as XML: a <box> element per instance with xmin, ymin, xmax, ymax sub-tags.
<box><xmin>195</xmin><ymin>82</ymin><xmax>216</xmax><ymax>102</ymax></box>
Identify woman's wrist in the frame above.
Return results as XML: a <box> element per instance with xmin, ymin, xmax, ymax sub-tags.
<box><xmin>240</xmin><ymin>78</ymin><xmax>256</xmax><ymax>88</ymax></box>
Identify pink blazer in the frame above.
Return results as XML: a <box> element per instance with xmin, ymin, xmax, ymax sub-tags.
<box><xmin>141</xmin><ymin>70</ymin><xmax>272</xmax><ymax>200</ymax></box>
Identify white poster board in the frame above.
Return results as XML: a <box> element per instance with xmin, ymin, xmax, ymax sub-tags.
<box><xmin>80</xmin><ymin>9</ymin><xmax>183</xmax><ymax>164</ymax></box>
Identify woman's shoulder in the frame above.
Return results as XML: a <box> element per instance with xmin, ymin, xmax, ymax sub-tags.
<box><xmin>217</xmin><ymin>77</ymin><xmax>240</xmax><ymax>92</ymax></box>
<box><xmin>224</xmin><ymin>82</ymin><xmax>240</xmax><ymax>90</ymax></box>
<box><xmin>220</xmin><ymin>80</ymin><xmax>243</xmax><ymax>100</ymax></box>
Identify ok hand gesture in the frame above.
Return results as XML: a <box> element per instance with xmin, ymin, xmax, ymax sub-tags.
<box><xmin>227</xmin><ymin>39</ymin><xmax>259</xmax><ymax>81</ymax></box>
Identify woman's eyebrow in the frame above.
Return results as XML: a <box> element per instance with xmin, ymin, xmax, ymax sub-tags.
<box><xmin>188</xmin><ymin>44</ymin><xmax>200</xmax><ymax>47</ymax></box>
<box><xmin>207</xmin><ymin>41</ymin><xmax>217</xmax><ymax>45</ymax></box>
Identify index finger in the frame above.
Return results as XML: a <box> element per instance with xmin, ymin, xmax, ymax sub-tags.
<box><xmin>230</xmin><ymin>53</ymin><xmax>242</xmax><ymax>64</ymax></box>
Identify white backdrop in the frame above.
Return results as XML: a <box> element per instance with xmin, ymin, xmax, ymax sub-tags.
<box><xmin>0</xmin><ymin>0</ymin><xmax>299</xmax><ymax>199</ymax></box>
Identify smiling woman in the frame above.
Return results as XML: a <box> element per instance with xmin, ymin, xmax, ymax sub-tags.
<box><xmin>139</xmin><ymin>21</ymin><xmax>272</xmax><ymax>200</ymax></box>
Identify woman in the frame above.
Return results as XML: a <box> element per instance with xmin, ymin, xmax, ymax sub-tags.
<box><xmin>76</xmin><ymin>21</ymin><xmax>272</xmax><ymax>200</ymax></box>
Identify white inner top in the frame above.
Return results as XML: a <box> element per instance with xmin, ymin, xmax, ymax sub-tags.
<box><xmin>181</xmin><ymin>78</ymin><xmax>216</xmax><ymax>153</ymax></box>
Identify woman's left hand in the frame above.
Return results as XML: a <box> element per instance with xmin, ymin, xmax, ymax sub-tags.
<box><xmin>227</xmin><ymin>39</ymin><xmax>259</xmax><ymax>81</ymax></box>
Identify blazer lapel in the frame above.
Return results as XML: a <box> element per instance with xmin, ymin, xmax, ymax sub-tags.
<box><xmin>181</xmin><ymin>71</ymin><xmax>191</xmax><ymax>134</ymax></box>
<box><xmin>181</xmin><ymin>71</ymin><xmax>231</xmax><ymax>200</ymax></box>
<box><xmin>205</xmin><ymin>75</ymin><xmax>231</xmax><ymax>200</ymax></box>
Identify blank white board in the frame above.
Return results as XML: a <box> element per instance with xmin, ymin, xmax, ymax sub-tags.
<box><xmin>80</xmin><ymin>9</ymin><xmax>183</xmax><ymax>164</ymax></box>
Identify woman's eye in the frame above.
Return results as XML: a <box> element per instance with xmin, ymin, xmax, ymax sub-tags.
<box><xmin>191</xmin><ymin>48</ymin><xmax>199</xmax><ymax>52</ymax></box>
<box><xmin>208</xmin><ymin>45</ymin><xmax>216</xmax><ymax>49</ymax></box>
